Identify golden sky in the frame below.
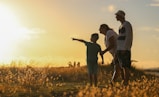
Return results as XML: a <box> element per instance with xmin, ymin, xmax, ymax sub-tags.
<box><xmin>0</xmin><ymin>0</ymin><xmax>159</xmax><ymax>68</ymax></box>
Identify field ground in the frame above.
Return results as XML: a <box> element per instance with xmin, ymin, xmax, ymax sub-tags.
<box><xmin>0</xmin><ymin>64</ymin><xmax>158</xmax><ymax>97</ymax></box>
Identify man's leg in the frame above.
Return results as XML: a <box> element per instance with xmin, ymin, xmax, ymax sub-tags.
<box><xmin>121</xmin><ymin>67</ymin><xmax>125</xmax><ymax>81</ymax></box>
<box><xmin>123</xmin><ymin>51</ymin><xmax>131</xmax><ymax>85</ymax></box>
<box><xmin>123</xmin><ymin>67</ymin><xmax>130</xmax><ymax>85</ymax></box>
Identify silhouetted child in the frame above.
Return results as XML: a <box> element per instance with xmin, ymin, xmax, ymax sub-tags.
<box><xmin>72</xmin><ymin>33</ymin><xmax>104</xmax><ymax>87</ymax></box>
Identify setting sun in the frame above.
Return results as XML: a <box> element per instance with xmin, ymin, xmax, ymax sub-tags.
<box><xmin>0</xmin><ymin>4</ymin><xmax>30</xmax><ymax>62</ymax></box>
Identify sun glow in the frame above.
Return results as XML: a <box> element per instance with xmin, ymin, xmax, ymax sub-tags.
<box><xmin>0</xmin><ymin>4</ymin><xmax>30</xmax><ymax>62</ymax></box>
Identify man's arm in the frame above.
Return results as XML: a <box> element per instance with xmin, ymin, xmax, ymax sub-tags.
<box><xmin>124</xmin><ymin>22</ymin><xmax>133</xmax><ymax>50</ymax></box>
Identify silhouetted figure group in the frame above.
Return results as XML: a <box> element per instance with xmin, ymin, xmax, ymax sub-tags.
<box><xmin>68</xmin><ymin>61</ymin><xmax>80</xmax><ymax>68</ymax></box>
<box><xmin>72</xmin><ymin>10</ymin><xmax>133</xmax><ymax>87</ymax></box>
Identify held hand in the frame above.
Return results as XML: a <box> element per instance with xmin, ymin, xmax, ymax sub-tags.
<box><xmin>101</xmin><ymin>51</ymin><xmax>106</xmax><ymax>55</ymax></box>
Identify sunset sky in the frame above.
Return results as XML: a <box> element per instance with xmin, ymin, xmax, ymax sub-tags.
<box><xmin>0</xmin><ymin>0</ymin><xmax>159</xmax><ymax>68</ymax></box>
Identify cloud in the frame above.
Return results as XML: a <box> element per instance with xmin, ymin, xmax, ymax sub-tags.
<box><xmin>150</xmin><ymin>3</ymin><xmax>159</xmax><ymax>6</ymax></box>
<box><xmin>139</xmin><ymin>26</ymin><xmax>159</xmax><ymax>32</ymax></box>
<box><xmin>118</xmin><ymin>0</ymin><xmax>129</xmax><ymax>1</ymax></box>
<box><xmin>154</xmin><ymin>0</ymin><xmax>159</xmax><ymax>1</ymax></box>
<box><xmin>139</xmin><ymin>26</ymin><xmax>159</xmax><ymax>43</ymax></box>
<box><xmin>149</xmin><ymin>0</ymin><xmax>159</xmax><ymax>7</ymax></box>
<box><xmin>154</xmin><ymin>28</ymin><xmax>159</xmax><ymax>32</ymax></box>
<box><xmin>101</xmin><ymin>5</ymin><xmax>116</xmax><ymax>13</ymax></box>
<box><xmin>136</xmin><ymin>60</ymin><xmax>159</xmax><ymax>69</ymax></box>
<box><xmin>139</xmin><ymin>26</ymin><xmax>153</xmax><ymax>31</ymax></box>
<box><xmin>152</xmin><ymin>34</ymin><xmax>159</xmax><ymax>43</ymax></box>
<box><xmin>16</xmin><ymin>27</ymin><xmax>46</xmax><ymax>40</ymax></box>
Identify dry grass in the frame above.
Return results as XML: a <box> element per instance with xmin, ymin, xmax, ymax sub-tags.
<box><xmin>0</xmin><ymin>62</ymin><xmax>158</xmax><ymax>97</ymax></box>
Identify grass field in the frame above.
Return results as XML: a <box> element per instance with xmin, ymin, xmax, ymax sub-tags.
<box><xmin>0</xmin><ymin>63</ymin><xmax>158</xmax><ymax>97</ymax></box>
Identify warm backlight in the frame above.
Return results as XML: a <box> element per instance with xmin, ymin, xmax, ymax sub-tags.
<box><xmin>0</xmin><ymin>4</ymin><xmax>30</xmax><ymax>62</ymax></box>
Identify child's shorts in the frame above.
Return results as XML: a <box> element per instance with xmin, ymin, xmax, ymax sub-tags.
<box><xmin>87</xmin><ymin>60</ymin><xmax>98</xmax><ymax>74</ymax></box>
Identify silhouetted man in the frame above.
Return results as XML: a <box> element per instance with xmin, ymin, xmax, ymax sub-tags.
<box><xmin>115</xmin><ymin>10</ymin><xmax>133</xmax><ymax>85</ymax></box>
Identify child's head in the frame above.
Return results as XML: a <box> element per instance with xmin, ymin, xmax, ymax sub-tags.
<box><xmin>90</xmin><ymin>33</ymin><xmax>99</xmax><ymax>42</ymax></box>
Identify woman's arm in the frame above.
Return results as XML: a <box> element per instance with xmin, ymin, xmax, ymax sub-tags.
<box><xmin>102</xmin><ymin>36</ymin><xmax>115</xmax><ymax>54</ymax></box>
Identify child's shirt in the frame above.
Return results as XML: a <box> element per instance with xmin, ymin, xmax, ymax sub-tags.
<box><xmin>84</xmin><ymin>42</ymin><xmax>101</xmax><ymax>62</ymax></box>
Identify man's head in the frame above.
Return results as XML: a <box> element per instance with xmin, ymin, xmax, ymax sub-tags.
<box><xmin>115</xmin><ymin>10</ymin><xmax>125</xmax><ymax>21</ymax></box>
<box><xmin>91</xmin><ymin>33</ymin><xmax>99</xmax><ymax>42</ymax></box>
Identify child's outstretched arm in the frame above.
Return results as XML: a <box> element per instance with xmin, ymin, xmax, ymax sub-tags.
<box><xmin>72</xmin><ymin>38</ymin><xmax>86</xmax><ymax>43</ymax></box>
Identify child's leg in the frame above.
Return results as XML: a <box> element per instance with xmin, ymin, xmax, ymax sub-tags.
<box><xmin>89</xmin><ymin>74</ymin><xmax>93</xmax><ymax>86</ymax></box>
<box><xmin>94</xmin><ymin>74</ymin><xmax>97</xmax><ymax>87</ymax></box>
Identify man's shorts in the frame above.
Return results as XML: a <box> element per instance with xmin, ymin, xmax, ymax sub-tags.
<box><xmin>115</xmin><ymin>50</ymin><xmax>131</xmax><ymax>68</ymax></box>
<box><xmin>87</xmin><ymin>60</ymin><xmax>98</xmax><ymax>74</ymax></box>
